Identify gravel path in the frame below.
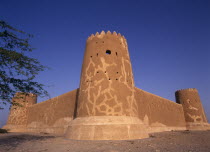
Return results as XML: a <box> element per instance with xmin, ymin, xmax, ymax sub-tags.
<box><xmin>0</xmin><ymin>130</ymin><xmax>210</xmax><ymax>152</ymax></box>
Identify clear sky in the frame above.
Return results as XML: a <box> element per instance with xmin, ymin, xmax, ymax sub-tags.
<box><xmin>0</xmin><ymin>0</ymin><xmax>210</xmax><ymax>127</ymax></box>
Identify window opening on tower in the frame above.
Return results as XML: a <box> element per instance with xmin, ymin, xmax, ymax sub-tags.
<box><xmin>106</xmin><ymin>50</ymin><xmax>111</xmax><ymax>55</ymax></box>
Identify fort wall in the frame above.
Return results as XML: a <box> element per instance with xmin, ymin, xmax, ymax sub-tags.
<box><xmin>26</xmin><ymin>89</ymin><xmax>78</xmax><ymax>135</ymax></box>
<box><xmin>135</xmin><ymin>88</ymin><xmax>186</xmax><ymax>133</ymax></box>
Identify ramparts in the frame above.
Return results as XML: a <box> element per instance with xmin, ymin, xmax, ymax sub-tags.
<box><xmin>135</xmin><ymin>88</ymin><xmax>186</xmax><ymax>132</ymax></box>
<box><xmin>26</xmin><ymin>89</ymin><xmax>78</xmax><ymax>135</ymax></box>
<box><xmin>4</xmin><ymin>87</ymin><xmax>209</xmax><ymax>136</ymax></box>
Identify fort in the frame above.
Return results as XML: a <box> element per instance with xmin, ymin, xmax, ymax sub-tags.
<box><xmin>3</xmin><ymin>31</ymin><xmax>210</xmax><ymax>140</ymax></box>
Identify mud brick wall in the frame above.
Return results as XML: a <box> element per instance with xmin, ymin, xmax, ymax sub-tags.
<box><xmin>26</xmin><ymin>89</ymin><xmax>78</xmax><ymax>134</ymax></box>
<box><xmin>135</xmin><ymin>88</ymin><xmax>186</xmax><ymax>128</ymax></box>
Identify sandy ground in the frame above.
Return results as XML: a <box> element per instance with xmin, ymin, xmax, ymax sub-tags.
<box><xmin>0</xmin><ymin>130</ymin><xmax>210</xmax><ymax>152</ymax></box>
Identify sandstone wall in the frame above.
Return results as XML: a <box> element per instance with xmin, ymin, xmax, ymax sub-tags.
<box><xmin>26</xmin><ymin>89</ymin><xmax>78</xmax><ymax>135</ymax></box>
<box><xmin>135</xmin><ymin>88</ymin><xmax>186</xmax><ymax>132</ymax></box>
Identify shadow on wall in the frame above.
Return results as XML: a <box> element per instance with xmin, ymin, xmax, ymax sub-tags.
<box><xmin>0</xmin><ymin>134</ymin><xmax>55</xmax><ymax>148</ymax></box>
<box><xmin>73</xmin><ymin>89</ymin><xmax>80</xmax><ymax>119</ymax></box>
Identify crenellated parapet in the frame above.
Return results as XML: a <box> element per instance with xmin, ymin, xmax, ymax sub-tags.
<box><xmin>86</xmin><ymin>31</ymin><xmax>128</xmax><ymax>58</ymax></box>
<box><xmin>87</xmin><ymin>31</ymin><xmax>126</xmax><ymax>42</ymax></box>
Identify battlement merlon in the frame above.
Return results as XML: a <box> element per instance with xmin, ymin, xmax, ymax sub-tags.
<box><xmin>175</xmin><ymin>88</ymin><xmax>198</xmax><ymax>93</ymax></box>
<box><xmin>86</xmin><ymin>31</ymin><xmax>128</xmax><ymax>50</ymax></box>
<box><xmin>12</xmin><ymin>92</ymin><xmax>37</xmax><ymax>107</ymax></box>
<box><xmin>87</xmin><ymin>31</ymin><xmax>126</xmax><ymax>41</ymax></box>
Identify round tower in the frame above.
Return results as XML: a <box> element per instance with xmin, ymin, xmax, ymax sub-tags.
<box><xmin>3</xmin><ymin>92</ymin><xmax>37</xmax><ymax>132</ymax></box>
<box><xmin>175</xmin><ymin>88</ymin><xmax>208</xmax><ymax>130</ymax></box>
<box><xmin>66</xmin><ymin>31</ymin><xmax>148</xmax><ymax>140</ymax></box>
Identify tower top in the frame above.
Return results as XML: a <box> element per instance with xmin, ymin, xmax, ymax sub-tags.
<box><xmin>175</xmin><ymin>88</ymin><xmax>198</xmax><ymax>94</ymax></box>
<box><xmin>87</xmin><ymin>31</ymin><xmax>126</xmax><ymax>42</ymax></box>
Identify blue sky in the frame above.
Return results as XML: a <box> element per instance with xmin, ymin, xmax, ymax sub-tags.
<box><xmin>0</xmin><ymin>0</ymin><xmax>210</xmax><ymax>127</ymax></box>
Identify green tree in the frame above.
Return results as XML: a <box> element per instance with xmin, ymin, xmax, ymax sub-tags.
<box><xmin>0</xmin><ymin>20</ymin><xmax>48</xmax><ymax>109</ymax></box>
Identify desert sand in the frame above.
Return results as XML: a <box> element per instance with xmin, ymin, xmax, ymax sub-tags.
<box><xmin>0</xmin><ymin>130</ymin><xmax>210</xmax><ymax>152</ymax></box>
